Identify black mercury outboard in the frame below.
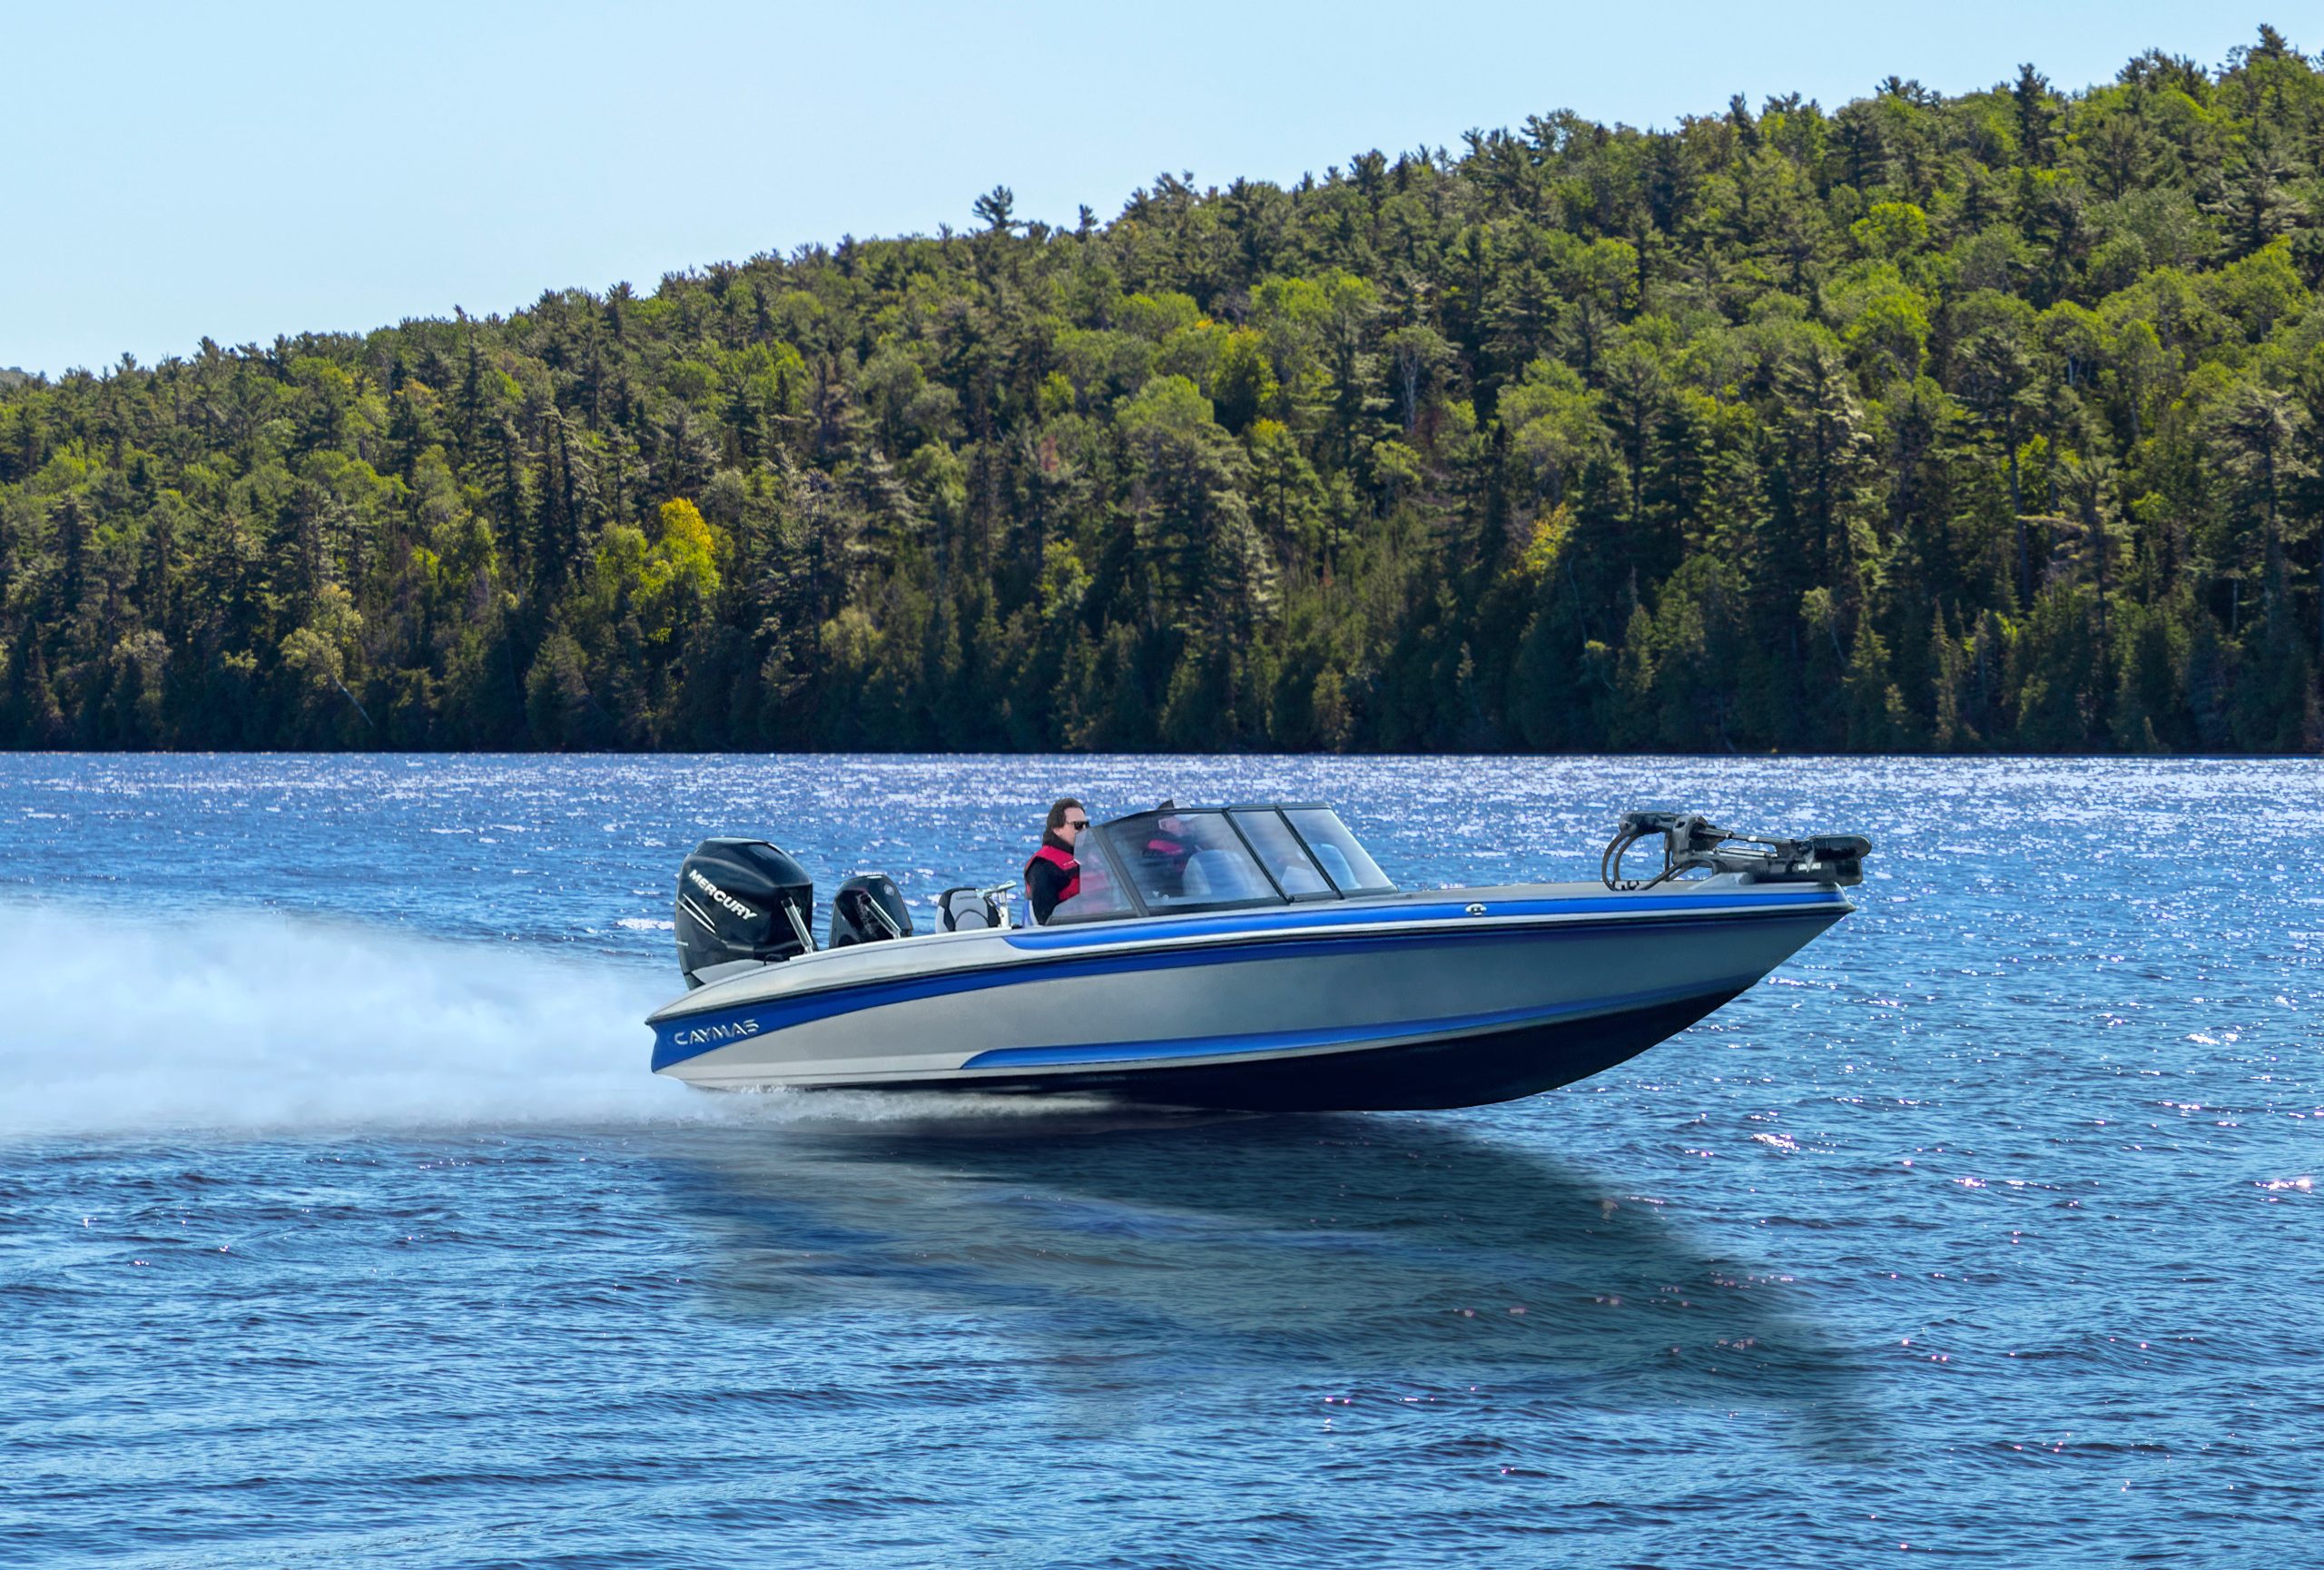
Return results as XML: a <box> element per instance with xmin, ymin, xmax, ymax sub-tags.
<box><xmin>830</xmin><ymin>874</ymin><xmax>912</xmax><ymax>947</ymax></box>
<box><xmin>675</xmin><ymin>838</ymin><xmax>816</xmax><ymax>989</ymax></box>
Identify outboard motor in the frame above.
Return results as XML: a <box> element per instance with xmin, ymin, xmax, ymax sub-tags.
<box><xmin>675</xmin><ymin>838</ymin><xmax>816</xmax><ymax>990</ymax></box>
<box><xmin>830</xmin><ymin>874</ymin><xmax>912</xmax><ymax>948</ymax></box>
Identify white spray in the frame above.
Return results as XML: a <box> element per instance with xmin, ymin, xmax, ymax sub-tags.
<box><xmin>0</xmin><ymin>903</ymin><xmax>684</xmax><ymax>1139</ymax></box>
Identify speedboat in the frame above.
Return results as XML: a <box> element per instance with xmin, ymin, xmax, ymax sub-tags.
<box><xmin>645</xmin><ymin>805</ymin><xmax>1870</xmax><ymax>1112</ymax></box>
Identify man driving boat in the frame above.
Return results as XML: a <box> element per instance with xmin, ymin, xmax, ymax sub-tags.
<box><xmin>1024</xmin><ymin>797</ymin><xmax>1089</xmax><ymax>924</ymax></box>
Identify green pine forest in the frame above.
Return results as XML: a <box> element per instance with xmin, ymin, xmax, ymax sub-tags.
<box><xmin>8</xmin><ymin>31</ymin><xmax>2324</xmax><ymax>754</ymax></box>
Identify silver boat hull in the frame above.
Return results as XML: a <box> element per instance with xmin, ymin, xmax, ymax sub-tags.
<box><xmin>646</xmin><ymin>881</ymin><xmax>1851</xmax><ymax>1111</ymax></box>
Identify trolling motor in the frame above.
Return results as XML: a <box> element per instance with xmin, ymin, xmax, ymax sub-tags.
<box><xmin>1601</xmin><ymin>811</ymin><xmax>1871</xmax><ymax>891</ymax></box>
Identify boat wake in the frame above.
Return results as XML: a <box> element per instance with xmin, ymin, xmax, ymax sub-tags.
<box><xmin>0</xmin><ymin>903</ymin><xmax>692</xmax><ymax>1140</ymax></box>
<box><xmin>0</xmin><ymin>903</ymin><xmax>1154</xmax><ymax>1141</ymax></box>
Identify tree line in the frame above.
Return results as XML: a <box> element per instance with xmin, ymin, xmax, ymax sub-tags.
<box><xmin>5</xmin><ymin>29</ymin><xmax>2324</xmax><ymax>754</ymax></box>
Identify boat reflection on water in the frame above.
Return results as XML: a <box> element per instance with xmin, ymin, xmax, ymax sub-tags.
<box><xmin>648</xmin><ymin>1108</ymin><xmax>1876</xmax><ymax>1452</ymax></box>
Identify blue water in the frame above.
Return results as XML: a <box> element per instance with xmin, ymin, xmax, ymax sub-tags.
<box><xmin>2</xmin><ymin>755</ymin><xmax>2317</xmax><ymax>1567</ymax></box>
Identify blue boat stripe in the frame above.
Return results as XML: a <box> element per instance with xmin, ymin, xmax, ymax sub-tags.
<box><xmin>648</xmin><ymin>907</ymin><xmax>1841</xmax><ymax>1071</ymax></box>
<box><xmin>1001</xmin><ymin>889</ymin><xmax>1846</xmax><ymax>950</ymax></box>
<box><xmin>955</xmin><ymin>974</ymin><xmax>1758</xmax><ymax>1071</ymax></box>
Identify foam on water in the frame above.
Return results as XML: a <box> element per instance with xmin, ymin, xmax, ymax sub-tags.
<box><xmin>0</xmin><ymin>903</ymin><xmax>1146</xmax><ymax>1140</ymax></box>
<box><xmin>0</xmin><ymin>903</ymin><xmax>681</xmax><ymax>1137</ymax></box>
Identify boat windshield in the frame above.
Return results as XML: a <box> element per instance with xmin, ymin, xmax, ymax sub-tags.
<box><xmin>1106</xmin><ymin>810</ymin><xmax>1278</xmax><ymax>913</ymax></box>
<box><xmin>1282</xmin><ymin>808</ymin><xmax>1397</xmax><ymax>894</ymax></box>
<box><xmin>1077</xmin><ymin>803</ymin><xmax>1399</xmax><ymax>917</ymax></box>
<box><xmin>1042</xmin><ymin>845</ymin><xmax>1134</xmax><ymax>925</ymax></box>
<box><xmin>1225</xmin><ymin>808</ymin><xmax>1334</xmax><ymax>898</ymax></box>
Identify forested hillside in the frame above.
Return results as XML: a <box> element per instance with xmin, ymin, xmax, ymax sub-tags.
<box><xmin>6</xmin><ymin>31</ymin><xmax>2324</xmax><ymax>753</ymax></box>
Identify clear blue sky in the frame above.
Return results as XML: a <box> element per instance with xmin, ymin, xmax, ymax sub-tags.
<box><xmin>2</xmin><ymin>3</ymin><xmax>2284</xmax><ymax>376</ymax></box>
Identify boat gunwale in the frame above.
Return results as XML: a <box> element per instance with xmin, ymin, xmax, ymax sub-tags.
<box><xmin>649</xmin><ymin>884</ymin><xmax>1847</xmax><ymax>1022</ymax></box>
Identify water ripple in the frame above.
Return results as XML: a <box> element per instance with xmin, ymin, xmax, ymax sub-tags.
<box><xmin>1</xmin><ymin>755</ymin><xmax>2319</xmax><ymax>1565</ymax></box>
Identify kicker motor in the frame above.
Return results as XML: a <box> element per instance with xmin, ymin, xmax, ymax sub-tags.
<box><xmin>829</xmin><ymin>874</ymin><xmax>913</xmax><ymax>947</ymax></box>
<box><xmin>1600</xmin><ymin>811</ymin><xmax>1871</xmax><ymax>891</ymax></box>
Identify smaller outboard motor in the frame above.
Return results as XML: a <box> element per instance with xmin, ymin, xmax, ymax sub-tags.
<box><xmin>675</xmin><ymin>838</ymin><xmax>816</xmax><ymax>990</ymax></box>
<box><xmin>830</xmin><ymin>874</ymin><xmax>912</xmax><ymax>948</ymax></box>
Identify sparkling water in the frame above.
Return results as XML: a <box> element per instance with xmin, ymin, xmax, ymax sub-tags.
<box><xmin>2</xmin><ymin>755</ymin><xmax>2316</xmax><ymax>1565</ymax></box>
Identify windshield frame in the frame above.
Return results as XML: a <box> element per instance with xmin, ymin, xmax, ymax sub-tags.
<box><xmin>1223</xmin><ymin>806</ymin><xmax>1339</xmax><ymax>903</ymax></box>
<box><xmin>1279</xmin><ymin>805</ymin><xmax>1398</xmax><ymax>895</ymax></box>
<box><xmin>1096</xmin><ymin>808</ymin><xmax>1287</xmax><ymax>916</ymax></box>
<box><xmin>1065</xmin><ymin>801</ymin><xmax>1398</xmax><ymax>921</ymax></box>
<box><xmin>1036</xmin><ymin>829</ymin><xmax>1139</xmax><ymax>925</ymax></box>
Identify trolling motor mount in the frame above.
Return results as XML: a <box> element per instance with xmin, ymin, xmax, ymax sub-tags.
<box><xmin>1601</xmin><ymin>811</ymin><xmax>1870</xmax><ymax>891</ymax></box>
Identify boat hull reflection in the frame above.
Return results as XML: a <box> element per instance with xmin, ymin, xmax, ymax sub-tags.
<box><xmin>648</xmin><ymin>1115</ymin><xmax>1873</xmax><ymax>1447</ymax></box>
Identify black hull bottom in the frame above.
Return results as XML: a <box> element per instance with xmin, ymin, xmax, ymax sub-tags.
<box><xmin>860</xmin><ymin>988</ymin><xmax>1748</xmax><ymax>1112</ymax></box>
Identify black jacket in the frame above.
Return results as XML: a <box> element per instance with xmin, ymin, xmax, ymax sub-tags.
<box><xmin>1024</xmin><ymin>833</ymin><xmax>1079</xmax><ymax>923</ymax></box>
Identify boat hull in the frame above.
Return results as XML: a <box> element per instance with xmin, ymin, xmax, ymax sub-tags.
<box><xmin>646</xmin><ymin>884</ymin><xmax>1850</xmax><ymax>1111</ymax></box>
<box><xmin>850</xmin><ymin>984</ymin><xmax>1748</xmax><ymax>1111</ymax></box>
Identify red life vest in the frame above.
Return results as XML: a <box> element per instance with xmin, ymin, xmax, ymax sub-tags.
<box><xmin>1025</xmin><ymin>842</ymin><xmax>1080</xmax><ymax>906</ymax></box>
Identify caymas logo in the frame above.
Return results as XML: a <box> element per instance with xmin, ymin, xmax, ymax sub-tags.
<box><xmin>674</xmin><ymin>1017</ymin><xmax>763</xmax><ymax>1047</ymax></box>
<box><xmin>687</xmin><ymin>867</ymin><xmax>758</xmax><ymax>918</ymax></box>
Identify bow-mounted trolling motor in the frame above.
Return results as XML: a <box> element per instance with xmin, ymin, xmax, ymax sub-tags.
<box><xmin>1601</xmin><ymin>811</ymin><xmax>1871</xmax><ymax>891</ymax></box>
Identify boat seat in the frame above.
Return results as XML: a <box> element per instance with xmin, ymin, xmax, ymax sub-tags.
<box><xmin>1183</xmin><ymin>849</ymin><xmax>1265</xmax><ymax>902</ymax></box>
<box><xmin>939</xmin><ymin>887</ymin><xmax>996</xmax><ymax>931</ymax></box>
<box><xmin>1314</xmin><ymin>844</ymin><xmax>1355</xmax><ymax>891</ymax></box>
<box><xmin>1276</xmin><ymin>864</ymin><xmax>1326</xmax><ymax>895</ymax></box>
<box><xmin>1181</xmin><ymin>853</ymin><xmax>1216</xmax><ymax>899</ymax></box>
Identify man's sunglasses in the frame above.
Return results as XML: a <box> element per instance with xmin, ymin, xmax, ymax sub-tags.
<box><xmin>1064</xmin><ymin>819</ymin><xmax>1090</xmax><ymax>831</ymax></box>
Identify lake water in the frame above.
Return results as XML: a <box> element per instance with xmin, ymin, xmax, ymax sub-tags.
<box><xmin>1</xmin><ymin>755</ymin><xmax>2317</xmax><ymax>1567</ymax></box>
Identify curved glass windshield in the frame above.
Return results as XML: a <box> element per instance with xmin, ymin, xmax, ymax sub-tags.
<box><xmin>1226</xmin><ymin>809</ymin><xmax>1334</xmax><ymax>898</ymax></box>
<box><xmin>1285</xmin><ymin>809</ymin><xmax>1396</xmax><ymax>894</ymax></box>
<box><xmin>1108</xmin><ymin>810</ymin><xmax>1276</xmax><ymax>912</ymax></box>
<box><xmin>1043</xmin><ymin>848</ymin><xmax>1132</xmax><ymax>924</ymax></box>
